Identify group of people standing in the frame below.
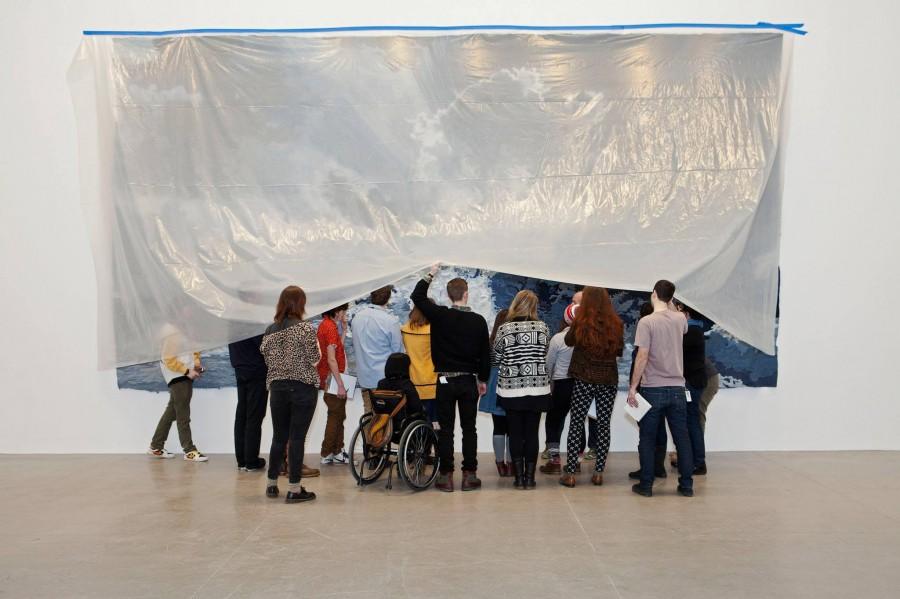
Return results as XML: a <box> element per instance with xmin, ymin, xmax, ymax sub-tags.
<box><xmin>146</xmin><ymin>265</ymin><xmax>717</xmax><ymax>503</ymax></box>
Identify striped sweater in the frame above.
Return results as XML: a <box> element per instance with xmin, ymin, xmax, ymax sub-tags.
<box><xmin>492</xmin><ymin>319</ymin><xmax>551</xmax><ymax>398</ymax></box>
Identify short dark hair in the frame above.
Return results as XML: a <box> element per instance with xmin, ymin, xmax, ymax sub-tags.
<box><xmin>370</xmin><ymin>285</ymin><xmax>393</xmax><ymax>306</ymax></box>
<box><xmin>446</xmin><ymin>278</ymin><xmax>468</xmax><ymax>302</ymax></box>
<box><xmin>322</xmin><ymin>303</ymin><xmax>349</xmax><ymax>319</ymax></box>
<box><xmin>652</xmin><ymin>280</ymin><xmax>676</xmax><ymax>303</ymax></box>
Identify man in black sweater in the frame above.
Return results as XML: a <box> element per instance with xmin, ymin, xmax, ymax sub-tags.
<box><xmin>411</xmin><ymin>264</ymin><xmax>491</xmax><ymax>492</ymax></box>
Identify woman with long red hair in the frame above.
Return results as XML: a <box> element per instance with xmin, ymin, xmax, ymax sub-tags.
<box><xmin>559</xmin><ymin>286</ymin><xmax>624</xmax><ymax>488</ymax></box>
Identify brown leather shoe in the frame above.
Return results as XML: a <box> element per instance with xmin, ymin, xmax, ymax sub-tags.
<box><xmin>539</xmin><ymin>458</ymin><xmax>561</xmax><ymax>475</ymax></box>
<box><xmin>435</xmin><ymin>471</ymin><xmax>454</xmax><ymax>492</ymax></box>
<box><xmin>559</xmin><ymin>473</ymin><xmax>577</xmax><ymax>488</ymax></box>
<box><xmin>301</xmin><ymin>464</ymin><xmax>320</xmax><ymax>478</ymax></box>
<box><xmin>591</xmin><ymin>472</ymin><xmax>603</xmax><ymax>486</ymax></box>
<box><xmin>461</xmin><ymin>470</ymin><xmax>482</xmax><ymax>491</ymax></box>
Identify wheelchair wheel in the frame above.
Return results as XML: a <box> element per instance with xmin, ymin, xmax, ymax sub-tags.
<box><xmin>398</xmin><ymin>420</ymin><xmax>440</xmax><ymax>490</ymax></box>
<box><xmin>349</xmin><ymin>415</ymin><xmax>388</xmax><ymax>485</ymax></box>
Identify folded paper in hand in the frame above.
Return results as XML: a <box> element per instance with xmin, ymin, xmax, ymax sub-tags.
<box><xmin>624</xmin><ymin>393</ymin><xmax>652</xmax><ymax>422</ymax></box>
<box><xmin>327</xmin><ymin>373</ymin><xmax>357</xmax><ymax>398</ymax></box>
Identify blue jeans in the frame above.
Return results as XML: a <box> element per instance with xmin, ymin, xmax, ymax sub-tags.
<box><xmin>686</xmin><ymin>385</ymin><xmax>706</xmax><ymax>468</ymax></box>
<box><xmin>638</xmin><ymin>386</ymin><xmax>693</xmax><ymax>489</ymax></box>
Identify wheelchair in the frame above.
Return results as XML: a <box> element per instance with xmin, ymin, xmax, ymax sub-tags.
<box><xmin>349</xmin><ymin>389</ymin><xmax>440</xmax><ymax>491</ymax></box>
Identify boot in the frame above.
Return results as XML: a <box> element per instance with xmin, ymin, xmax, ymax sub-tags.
<box><xmin>654</xmin><ymin>446</ymin><xmax>668</xmax><ymax>478</ymax></box>
<box><xmin>539</xmin><ymin>455</ymin><xmax>561</xmax><ymax>475</ymax></box>
<box><xmin>503</xmin><ymin>462</ymin><xmax>515</xmax><ymax>477</ymax></box>
<box><xmin>496</xmin><ymin>461</ymin><xmax>506</xmax><ymax>477</ymax></box>
<box><xmin>435</xmin><ymin>471</ymin><xmax>454</xmax><ymax>493</ymax></box>
<box><xmin>461</xmin><ymin>470</ymin><xmax>482</xmax><ymax>491</ymax></box>
<box><xmin>524</xmin><ymin>462</ymin><xmax>537</xmax><ymax>489</ymax></box>
<box><xmin>591</xmin><ymin>472</ymin><xmax>603</xmax><ymax>486</ymax></box>
<box><xmin>513</xmin><ymin>459</ymin><xmax>525</xmax><ymax>489</ymax></box>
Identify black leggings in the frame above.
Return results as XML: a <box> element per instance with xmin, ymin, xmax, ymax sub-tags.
<box><xmin>506</xmin><ymin>409</ymin><xmax>542</xmax><ymax>462</ymax></box>
<box><xmin>544</xmin><ymin>378</ymin><xmax>574</xmax><ymax>445</ymax></box>
<box><xmin>492</xmin><ymin>414</ymin><xmax>508</xmax><ymax>436</ymax></box>
<box><xmin>267</xmin><ymin>380</ymin><xmax>316</xmax><ymax>484</ymax></box>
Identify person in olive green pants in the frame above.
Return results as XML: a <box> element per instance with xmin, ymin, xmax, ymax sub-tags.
<box><xmin>147</xmin><ymin>323</ymin><xmax>208</xmax><ymax>461</ymax></box>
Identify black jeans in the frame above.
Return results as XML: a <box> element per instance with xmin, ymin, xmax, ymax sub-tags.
<box><xmin>544</xmin><ymin>378</ymin><xmax>574</xmax><ymax>446</ymax></box>
<box><xmin>267</xmin><ymin>380</ymin><xmax>317</xmax><ymax>484</ymax></box>
<box><xmin>686</xmin><ymin>385</ymin><xmax>706</xmax><ymax>467</ymax></box>
<box><xmin>506</xmin><ymin>408</ymin><xmax>542</xmax><ymax>462</ymax></box>
<box><xmin>234</xmin><ymin>371</ymin><xmax>268</xmax><ymax>468</ymax></box>
<box><xmin>638</xmin><ymin>386</ymin><xmax>693</xmax><ymax>489</ymax></box>
<box><xmin>436</xmin><ymin>374</ymin><xmax>479</xmax><ymax>473</ymax></box>
<box><xmin>423</xmin><ymin>399</ymin><xmax>439</xmax><ymax>424</ymax></box>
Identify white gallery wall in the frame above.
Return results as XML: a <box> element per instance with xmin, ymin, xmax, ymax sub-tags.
<box><xmin>1</xmin><ymin>1</ymin><xmax>898</xmax><ymax>454</ymax></box>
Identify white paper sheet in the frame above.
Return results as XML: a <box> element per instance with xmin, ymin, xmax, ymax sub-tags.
<box><xmin>624</xmin><ymin>393</ymin><xmax>652</xmax><ymax>422</ymax></box>
<box><xmin>327</xmin><ymin>373</ymin><xmax>357</xmax><ymax>398</ymax></box>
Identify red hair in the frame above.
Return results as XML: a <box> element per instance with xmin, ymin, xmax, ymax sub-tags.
<box><xmin>572</xmin><ymin>286</ymin><xmax>623</xmax><ymax>356</ymax></box>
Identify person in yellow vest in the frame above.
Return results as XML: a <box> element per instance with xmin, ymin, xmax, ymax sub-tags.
<box><xmin>401</xmin><ymin>303</ymin><xmax>438</xmax><ymax>425</ymax></box>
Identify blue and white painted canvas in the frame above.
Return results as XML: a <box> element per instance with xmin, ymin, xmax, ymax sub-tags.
<box><xmin>117</xmin><ymin>267</ymin><xmax>777</xmax><ymax>392</ymax></box>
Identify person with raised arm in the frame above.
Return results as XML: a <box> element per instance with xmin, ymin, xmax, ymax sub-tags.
<box><xmin>411</xmin><ymin>264</ymin><xmax>491</xmax><ymax>492</ymax></box>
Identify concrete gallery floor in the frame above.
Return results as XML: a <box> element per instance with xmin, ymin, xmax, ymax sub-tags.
<box><xmin>2</xmin><ymin>452</ymin><xmax>899</xmax><ymax>598</ymax></box>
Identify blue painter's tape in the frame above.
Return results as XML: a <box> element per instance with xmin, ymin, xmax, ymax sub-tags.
<box><xmin>82</xmin><ymin>22</ymin><xmax>807</xmax><ymax>37</ymax></box>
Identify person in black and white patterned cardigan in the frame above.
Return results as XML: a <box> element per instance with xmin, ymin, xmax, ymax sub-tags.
<box><xmin>493</xmin><ymin>290</ymin><xmax>551</xmax><ymax>490</ymax></box>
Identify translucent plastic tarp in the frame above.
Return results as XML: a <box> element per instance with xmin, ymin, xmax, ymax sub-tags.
<box><xmin>69</xmin><ymin>32</ymin><xmax>790</xmax><ymax>368</ymax></box>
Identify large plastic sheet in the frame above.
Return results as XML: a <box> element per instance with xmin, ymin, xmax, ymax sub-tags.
<box><xmin>69</xmin><ymin>32</ymin><xmax>790</xmax><ymax>368</ymax></box>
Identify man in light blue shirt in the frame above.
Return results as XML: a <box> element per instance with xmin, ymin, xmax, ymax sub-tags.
<box><xmin>350</xmin><ymin>285</ymin><xmax>404</xmax><ymax>411</ymax></box>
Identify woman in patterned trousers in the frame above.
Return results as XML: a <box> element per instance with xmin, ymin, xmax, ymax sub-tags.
<box><xmin>559</xmin><ymin>287</ymin><xmax>624</xmax><ymax>488</ymax></box>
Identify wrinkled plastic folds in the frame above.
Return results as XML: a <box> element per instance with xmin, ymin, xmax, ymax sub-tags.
<box><xmin>69</xmin><ymin>32</ymin><xmax>789</xmax><ymax>368</ymax></box>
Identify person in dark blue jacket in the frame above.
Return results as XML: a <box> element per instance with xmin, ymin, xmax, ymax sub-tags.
<box><xmin>228</xmin><ymin>334</ymin><xmax>268</xmax><ymax>471</ymax></box>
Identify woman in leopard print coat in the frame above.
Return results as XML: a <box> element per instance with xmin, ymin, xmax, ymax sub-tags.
<box><xmin>260</xmin><ymin>285</ymin><xmax>321</xmax><ymax>504</ymax></box>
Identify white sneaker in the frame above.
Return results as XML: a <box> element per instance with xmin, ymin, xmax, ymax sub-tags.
<box><xmin>147</xmin><ymin>448</ymin><xmax>174</xmax><ymax>459</ymax></box>
<box><xmin>321</xmin><ymin>453</ymin><xmax>335</xmax><ymax>465</ymax></box>
<box><xmin>183</xmin><ymin>450</ymin><xmax>208</xmax><ymax>462</ymax></box>
<box><xmin>331</xmin><ymin>451</ymin><xmax>350</xmax><ymax>465</ymax></box>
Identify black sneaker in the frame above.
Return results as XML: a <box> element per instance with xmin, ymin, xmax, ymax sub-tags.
<box><xmin>693</xmin><ymin>464</ymin><xmax>707</xmax><ymax>476</ymax></box>
<box><xmin>631</xmin><ymin>483</ymin><xmax>652</xmax><ymax>497</ymax></box>
<box><xmin>243</xmin><ymin>458</ymin><xmax>267</xmax><ymax>472</ymax></box>
<box><xmin>265</xmin><ymin>485</ymin><xmax>279</xmax><ymax>498</ymax></box>
<box><xmin>677</xmin><ymin>486</ymin><xmax>694</xmax><ymax>497</ymax></box>
<box><xmin>285</xmin><ymin>487</ymin><xmax>316</xmax><ymax>503</ymax></box>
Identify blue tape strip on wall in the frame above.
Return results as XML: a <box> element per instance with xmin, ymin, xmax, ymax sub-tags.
<box><xmin>83</xmin><ymin>22</ymin><xmax>808</xmax><ymax>37</ymax></box>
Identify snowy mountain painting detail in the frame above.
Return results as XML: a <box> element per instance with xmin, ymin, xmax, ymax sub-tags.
<box><xmin>117</xmin><ymin>268</ymin><xmax>777</xmax><ymax>392</ymax></box>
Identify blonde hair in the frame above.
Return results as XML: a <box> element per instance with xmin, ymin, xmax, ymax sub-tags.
<box><xmin>507</xmin><ymin>290</ymin><xmax>539</xmax><ymax>321</ymax></box>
